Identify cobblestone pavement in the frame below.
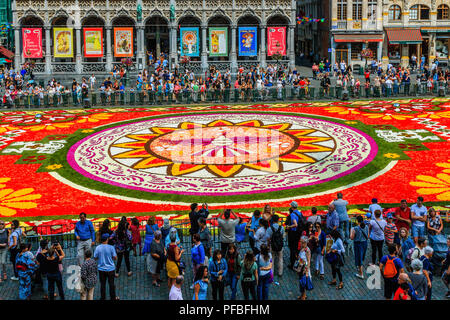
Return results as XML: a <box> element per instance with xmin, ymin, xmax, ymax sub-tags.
<box><xmin>0</xmin><ymin>240</ymin><xmax>448</xmax><ymax>300</ymax></box>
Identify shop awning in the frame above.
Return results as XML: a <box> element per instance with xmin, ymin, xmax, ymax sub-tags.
<box><xmin>0</xmin><ymin>45</ymin><xmax>14</xmax><ymax>59</ymax></box>
<box><xmin>334</xmin><ymin>34</ymin><xmax>383</xmax><ymax>43</ymax></box>
<box><xmin>386</xmin><ymin>29</ymin><xmax>422</xmax><ymax>44</ymax></box>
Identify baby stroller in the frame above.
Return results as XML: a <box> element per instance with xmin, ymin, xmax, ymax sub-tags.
<box><xmin>428</xmin><ymin>233</ymin><xmax>447</xmax><ymax>276</ymax></box>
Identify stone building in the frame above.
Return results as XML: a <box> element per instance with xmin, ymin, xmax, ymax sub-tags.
<box><xmin>382</xmin><ymin>0</ymin><xmax>450</xmax><ymax>68</ymax></box>
<box><xmin>327</xmin><ymin>0</ymin><xmax>450</xmax><ymax>69</ymax></box>
<box><xmin>12</xmin><ymin>0</ymin><xmax>297</xmax><ymax>76</ymax></box>
<box><xmin>329</xmin><ymin>0</ymin><xmax>383</xmax><ymax>69</ymax></box>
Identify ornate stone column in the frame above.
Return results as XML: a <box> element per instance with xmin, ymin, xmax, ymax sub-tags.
<box><xmin>169</xmin><ymin>24</ymin><xmax>177</xmax><ymax>69</ymax></box>
<box><xmin>289</xmin><ymin>24</ymin><xmax>295</xmax><ymax>70</ymax></box>
<box><xmin>75</xmin><ymin>27</ymin><xmax>82</xmax><ymax>74</ymax></box>
<box><xmin>45</xmin><ymin>26</ymin><xmax>52</xmax><ymax>74</ymax></box>
<box><xmin>136</xmin><ymin>25</ymin><xmax>145</xmax><ymax>71</ymax></box>
<box><xmin>230</xmin><ymin>23</ymin><xmax>237</xmax><ymax>74</ymax></box>
<box><xmin>14</xmin><ymin>27</ymin><xmax>21</xmax><ymax>71</ymax></box>
<box><xmin>105</xmin><ymin>25</ymin><xmax>112</xmax><ymax>73</ymax></box>
<box><xmin>260</xmin><ymin>24</ymin><xmax>266</xmax><ymax>68</ymax></box>
<box><xmin>201</xmin><ymin>23</ymin><xmax>208</xmax><ymax>73</ymax></box>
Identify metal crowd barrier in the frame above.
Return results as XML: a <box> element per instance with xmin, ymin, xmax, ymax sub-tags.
<box><xmin>2</xmin><ymin>81</ymin><xmax>449</xmax><ymax>109</ymax></box>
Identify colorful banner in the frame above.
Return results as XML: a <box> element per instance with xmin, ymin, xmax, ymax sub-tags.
<box><xmin>53</xmin><ymin>28</ymin><xmax>73</xmax><ymax>58</ymax></box>
<box><xmin>209</xmin><ymin>27</ymin><xmax>228</xmax><ymax>57</ymax></box>
<box><xmin>22</xmin><ymin>28</ymin><xmax>43</xmax><ymax>58</ymax></box>
<box><xmin>180</xmin><ymin>27</ymin><xmax>199</xmax><ymax>57</ymax></box>
<box><xmin>238</xmin><ymin>27</ymin><xmax>257</xmax><ymax>57</ymax></box>
<box><xmin>267</xmin><ymin>26</ymin><xmax>286</xmax><ymax>56</ymax></box>
<box><xmin>84</xmin><ymin>28</ymin><xmax>103</xmax><ymax>57</ymax></box>
<box><xmin>114</xmin><ymin>27</ymin><xmax>133</xmax><ymax>57</ymax></box>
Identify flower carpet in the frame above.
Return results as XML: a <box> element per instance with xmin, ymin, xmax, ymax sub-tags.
<box><xmin>0</xmin><ymin>98</ymin><xmax>450</xmax><ymax>226</ymax></box>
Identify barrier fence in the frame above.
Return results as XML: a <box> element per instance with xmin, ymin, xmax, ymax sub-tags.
<box><xmin>3</xmin><ymin>81</ymin><xmax>449</xmax><ymax>109</ymax></box>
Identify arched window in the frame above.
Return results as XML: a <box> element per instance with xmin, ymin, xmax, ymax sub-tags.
<box><xmin>437</xmin><ymin>4</ymin><xmax>449</xmax><ymax>20</ymax></box>
<box><xmin>388</xmin><ymin>5</ymin><xmax>402</xmax><ymax>21</ymax></box>
<box><xmin>410</xmin><ymin>5</ymin><xmax>430</xmax><ymax>20</ymax></box>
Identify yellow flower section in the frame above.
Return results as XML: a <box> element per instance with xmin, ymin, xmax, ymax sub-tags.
<box><xmin>46</xmin><ymin>164</ymin><xmax>63</xmax><ymax>170</ymax></box>
<box><xmin>410</xmin><ymin>173</ymin><xmax>450</xmax><ymax>201</ymax></box>
<box><xmin>0</xmin><ymin>188</ymin><xmax>42</xmax><ymax>217</ymax></box>
<box><xmin>384</xmin><ymin>153</ymin><xmax>400</xmax><ymax>159</ymax></box>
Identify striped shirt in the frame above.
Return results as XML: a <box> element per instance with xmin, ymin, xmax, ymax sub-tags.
<box><xmin>384</xmin><ymin>223</ymin><xmax>398</xmax><ymax>244</ymax></box>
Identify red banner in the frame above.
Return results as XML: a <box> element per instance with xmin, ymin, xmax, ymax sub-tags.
<box><xmin>267</xmin><ymin>26</ymin><xmax>286</xmax><ymax>56</ymax></box>
<box><xmin>22</xmin><ymin>28</ymin><xmax>43</xmax><ymax>58</ymax></box>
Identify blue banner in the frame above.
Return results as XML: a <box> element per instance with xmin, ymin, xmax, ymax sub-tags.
<box><xmin>180</xmin><ymin>27</ymin><xmax>199</xmax><ymax>57</ymax></box>
<box><xmin>238</xmin><ymin>27</ymin><xmax>257</xmax><ymax>57</ymax></box>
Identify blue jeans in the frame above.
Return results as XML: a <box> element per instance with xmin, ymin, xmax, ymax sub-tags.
<box><xmin>227</xmin><ymin>272</ymin><xmax>238</xmax><ymax>300</ymax></box>
<box><xmin>257</xmin><ymin>273</ymin><xmax>271</xmax><ymax>300</ymax></box>
<box><xmin>339</xmin><ymin>221</ymin><xmax>350</xmax><ymax>244</ymax></box>
<box><xmin>411</xmin><ymin>224</ymin><xmax>425</xmax><ymax>238</ymax></box>
<box><xmin>354</xmin><ymin>241</ymin><xmax>367</xmax><ymax>267</ymax></box>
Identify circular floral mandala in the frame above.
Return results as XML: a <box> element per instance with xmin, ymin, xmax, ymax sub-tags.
<box><xmin>65</xmin><ymin>113</ymin><xmax>378</xmax><ymax>200</ymax></box>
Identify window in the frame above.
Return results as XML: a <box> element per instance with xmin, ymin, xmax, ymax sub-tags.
<box><xmin>410</xmin><ymin>4</ymin><xmax>430</xmax><ymax>20</ymax></box>
<box><xmin>388</xmin><ymin>5</ymin><xmax>402</xmax><ymax>21</ymax></box>
<box><xmin>351</xmin><ymin>43</ymin><xmax>363</xmax><ymax>60</ymax></box>
<box><xmin>438</xmin><ymin>4</ymin><xmax>449</xmax><ymax>20</ymax></box>
<box><xmin>352</xmin><ymin>0</ymin><xmax>362</xmax><ymax>20</ymax></box>
<box><xmin>337</xmin><ymin>0</ymin><xmax>347</xmax><ymax>20</ymax></box>
<box><xmin>368</xmin><ymin>0</ymin><xmax>377</xmax><ymax>21</ymax></box>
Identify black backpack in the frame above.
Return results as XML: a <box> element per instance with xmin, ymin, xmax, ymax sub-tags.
<box><xmin>287</xmin><ymin>212</ymin><xmax>306</xmax><ymax>235</ymax></box>
<box><xmin>270</xmin><ymin>225</ymin><xmax>284</xmax><ymax>252</ymax></box>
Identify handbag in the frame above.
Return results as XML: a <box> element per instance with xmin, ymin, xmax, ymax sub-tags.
<box><xmin>299</xmin><ymin>274</ymin><xmax>314</xmax><ymax>291</ymax></box>
<box><xmin>325</xmin><ymin>252</ymin><xmax>338</xmax><ymax>264</ymax></box>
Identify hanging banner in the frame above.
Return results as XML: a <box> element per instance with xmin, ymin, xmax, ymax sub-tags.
<box><xmin>267</xmin><ymin>26</ymin><xmax>286</xmax><ymax>56</ymax></box>
<box><xmin>209</xmin><ymin>27</ymin><xmax>228</xmax><ymax>57</ymax></box>
<box><xmin>22</xmin><ymin>28</ymin><xmax>43</xmax><ymax>58</ymax></box>
<box><xmin>238</xmin><ymin>27</ymin><xmax>257</xmax><ymax>57</ymax></box>
<box><xmin>180</xmin><ymin>27</ymin><xmax>199</xmax><ymax>57</ymax></box>
<box><xmin>53</xmin><ymin>27</ymin><xmax>73</xmax><ymax>58</ymax></box>
<box><xmin>84</xmin><ymin>28</ymin><xmax>103</xmax><ymax>57</ymax></box>
<box><xmin>114</xmin><ymin>27</ymin><xmax>133</xmax><ymax>57</ymax></box>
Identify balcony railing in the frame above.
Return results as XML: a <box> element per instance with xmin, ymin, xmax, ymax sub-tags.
<box><xmin>52</xmin><ymin>63</ymin><xmax>76</xmax><ymax>73</ymax></box>
<box><xmin>337</xmin><ymin>21</ymin><xmax>347</xmax><ymax>29</ymax></box>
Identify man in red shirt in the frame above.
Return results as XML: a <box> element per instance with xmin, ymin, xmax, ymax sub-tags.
<box><xmin>395</xmin><ymin>200</ymin><xmax>412</xmax><ymax>231</ymax></box>
<box><xmin>394</xmin><ymin>200</ymin><xmax>412</xmax><ymax>252</ymax></box>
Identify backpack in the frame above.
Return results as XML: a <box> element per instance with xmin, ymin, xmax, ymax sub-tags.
<box><xmin>242</xmin><ymin>263</ymin><xmax>254</xmax><ymax>282</ymax></box>
<box><xmin>270</xmin><ymin>225</ymin><xmax>283</xmax><ymax>252</ymax></box>
<box><xmin>406</xmin><ymin>247</ymin><xmax>420</xmax><ymax>266</ymax></box>
<box><xmin>287</xmin><ymin>211</ymin><xmax>306</xmax><ymax>235</ymax></box>
<box><xmin>383</xmin><ymin>256</ymin><xmax>398</xmax><ymax>278</ymax></box>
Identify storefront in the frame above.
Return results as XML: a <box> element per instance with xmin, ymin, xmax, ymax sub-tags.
<box><xmin>332</xmin><ymin>33</ymin><xmax>383</xmax><ymax>68</ymax></box>
<box><xmin>421</xmin><ymin>27</ymin><xmax>450</xmax><ymax>67</ymax></box>
<box><xmin>385</xmin><ymin>28</ymin><xmax>423</xmax><ymax>68</ymax></box>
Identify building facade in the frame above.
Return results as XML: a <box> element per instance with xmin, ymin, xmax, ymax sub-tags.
<box><xmin>329</xmin><ymin>0</ymin><xmax>383</xmax><ymax>69</ymax></box>
<box><xmin>328</xmin><ymin>0</ymin><xmax>450</xmax><ymax>69</ymax></box>
<box><xmin>382</xmin><ymin>0</ymin><xmax>450</xmax><ymax>68</ymax></box>
<box><xmin>12</xmin><ymin>0</ymin><xmax>297</xmax><ymax>76</ymax></box>
<box><xmin>296</xmin><ymin>0</ymin><xmax>321</xmax><ymax>59</ymax></box>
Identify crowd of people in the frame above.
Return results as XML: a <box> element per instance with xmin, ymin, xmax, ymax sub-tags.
<box><xmin>0</xmin><ymin>194</ymin><xmax>448</xmax><ymax>301</ymax></box>
<box><xmin>3</xmin><ymin>51</ymin><xmax>450</xmax><ymax>108</ymax></box>
<box><xmin>313</xmin><ymin>57</ymin><xmax>450</xmax><ymax>98</ymax></box>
